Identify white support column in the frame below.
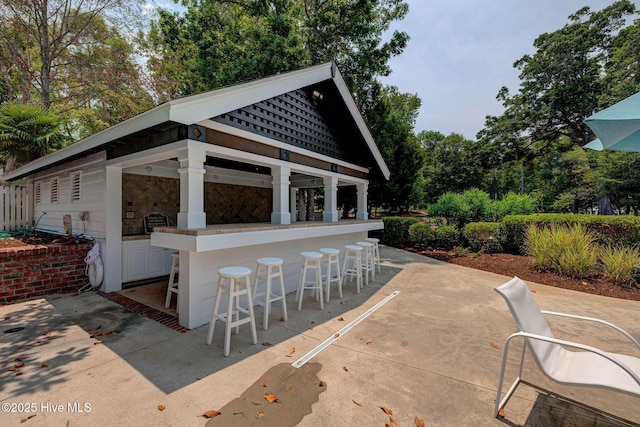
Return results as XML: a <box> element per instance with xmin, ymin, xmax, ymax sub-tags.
<box><xmin>104</xmin><ymin>165</ymin><xmax>123</xmax><ymax>292</ymax></box>
<box><xmin>323</xmin><ymin>176</ymin><xmax>339</xmax><ymax>222</ymax></box>
<box><xmin>177</xmin><ymin>141</ymin><xmax>207</xmax><ymax>229</ymax></box>
<box><xmin>356</xmin><ymin>182</ymin><xmax>369</xmax><ymax>220</ymax></box>
<box><xmin>290</xmin><ymin>187</ymin><xmax>298</xmax><ymax>223</ymax></box>
<box><xmin>271</xmin><ymin>166</ymin><xmax>291</xmax><ymax>224</ymax></box>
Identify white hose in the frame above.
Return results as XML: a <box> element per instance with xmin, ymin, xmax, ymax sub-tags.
<box><xmin>83</xmin><ymin>243</ymin><xmax>103</xmax><ymax>289</ymax></box>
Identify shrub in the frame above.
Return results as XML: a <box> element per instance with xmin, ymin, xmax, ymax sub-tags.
<box><xmin>487</xmin><ymin>192</ymin><xmax>535</xmax><ymax>222</ymax></box>
<box><xmin>598</xmin><ymin>245</ymin><xmax>640</xmax><ymax>286</ymax></box>
<box><xmin>427</xmin><ymin>192</ymin><xmax>469</xmax><ymax>228</ymax></box>
<box><xmin>432</xmin><ymin>225</ymin><xmax>459</xmax><ymax>250</ymax></box>
<box><xmin>408</xmin><ymin>223</ymin><xmax>434</xmax><ymax>251</ymax></box>
<box><xmin>380</xmin><ymin>217</ymin><xmax>422</xmax><ymax>248</ymax></box>
<box><xmin>524</xmin><ymin>223</ymin><xmax>597</xmax><ymax>278</ymax></box>
<box><xmin>502</xmin><ymin>213</ymin><xmax>640</xmax><ymax>254</ymax></box>
<box><xmin>408</xmin><ymin>223</ymin><xmax>460</xmax><ymax>250</ymax></box>
<box><xmin>463</xmin><ymin>222</ymin><xmax>503</xmax><ymax>253</ymax></box>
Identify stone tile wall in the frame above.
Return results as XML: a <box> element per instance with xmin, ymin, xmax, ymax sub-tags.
<box><xmin>122</xmin><ymin>174</ymin><xmax>272</xmax><ymax>235</ymax></box>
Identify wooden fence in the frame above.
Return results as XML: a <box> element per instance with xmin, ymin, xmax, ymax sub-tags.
<box><xmin>1</xmin><ymin>186</ymin><xmax>30</xmax><ymax>231</ymax></box>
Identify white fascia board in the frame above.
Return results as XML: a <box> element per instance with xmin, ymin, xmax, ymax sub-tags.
<box><xmin>4</xmin><ymin>103</ymin><xmax>173</xmax><ymax>181</ymax></box>
<box><xmin>168</xmin><ymin>63</ymin><xmax>335</xmax><ymax>124</ymax></box>
<box><xmin>201</xmin><ymin>120</ymin><xmax>370</xmax><ymax>174</ymax></box>
<box><xmin>331</xmin><ymin>68</ymin><xmax>391</xmax><ymax>180</ymax></box>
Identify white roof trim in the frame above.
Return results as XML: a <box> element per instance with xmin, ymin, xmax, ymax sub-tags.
<box><xmin>5</xmin><ymin>62</ymin><xmax>389</xmax><ymax>181</ymax></box>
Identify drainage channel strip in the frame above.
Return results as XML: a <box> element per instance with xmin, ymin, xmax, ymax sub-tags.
<box><xmin>291</xmin><ymin>290</ymin><xmax>400</xmax><ymax>369</ymax></box>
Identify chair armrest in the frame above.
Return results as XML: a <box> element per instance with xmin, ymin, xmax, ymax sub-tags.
<box><xmin>507</xmin><ymin>331</ymin><xmax>640</xmax><ymax>387</ymax></box>
<box><xmin>541</xmin><ymin>310</ymin><xmax>640</xmax><ymax>352</ymax></box>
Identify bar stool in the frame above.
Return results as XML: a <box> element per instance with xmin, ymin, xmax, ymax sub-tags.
<box><xmin>319</xmin><ymin>248</ymin><xmax>342</xmax><ymax>302</ymax></box>
<box><xmin>365</xmin><ymin>237</ymin><xmax>381</xmax><ymax>273</ymax></box>
<box><xmin>252</xmin><ymin>257</ymin><xmax>288</xmax><ymax>330</ymax></box>
<box><xmin>165</xmin><ymin>253</ymin><xmax>179</xmax><ymax>313</ymax></box>
<box><xmin>356</xmin><ymin>241</ymin><xmax>375</xmax><ymax>285</ymax></box>
<box><xmin>206</xmin><ymin>266</ymin><xmax>257</xmax><ymax>357</ymax></box>
<box><xmin>297</xmin><ymin>251</ymin><xmax>324</xmax><ymax>310</ymax></box>
<box><xmin>341</xmin><ymin>245</ymin><xmax>363</xmax><ymax>293</ymax></box>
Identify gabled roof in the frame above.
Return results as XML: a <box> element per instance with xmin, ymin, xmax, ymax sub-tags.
<box><xmin>5</xmin><ymin>62</ymin><xmax>389</xmax><ymax>181</ymax></box>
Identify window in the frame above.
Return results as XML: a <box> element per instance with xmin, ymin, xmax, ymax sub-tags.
<box><xmin>50</xmin><ymin>177</ymin><xmax>59</xmax><ymax>204</ymax></box>
<box><xmin>34</xmin><ymin>182</ymin><xmax>42</xmax><ymax>205</ymax></box>
<box><xmin>70</xmin><ymin>172</ymin><xmax>81</xmax><ymax>202</ymax></box>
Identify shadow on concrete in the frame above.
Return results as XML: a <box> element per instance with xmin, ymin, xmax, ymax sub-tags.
<box><xmin>12</xmin><ymin>263</ymin><xmax>403</xmax><ymax>395</ymax></box>
<box><xmin>498</xmin><ymin>381</ymin><xmax>640</xmax><ymax>427</ymax></box>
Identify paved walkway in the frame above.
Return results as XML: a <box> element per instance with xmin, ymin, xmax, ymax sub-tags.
<box><xmin>1</xmin><ymin>246</ymin><xmax>638</xmax><ymax>426</ymax></box>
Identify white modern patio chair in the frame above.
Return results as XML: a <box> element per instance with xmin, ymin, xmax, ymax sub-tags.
<box><xmin>493</xmin><ymin>277</ymin><xmax>640</xmax><ymax>418</ymax></box>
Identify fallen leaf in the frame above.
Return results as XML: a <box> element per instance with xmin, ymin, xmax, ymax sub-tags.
<box><xmin>288</xmin><ymin>347</ymin><xmax>296</xmax><ymax>355</ymax></box>
<box><xmin>257</xmin><ymin>411</ymin><xmax>265</xmax><ymax>418</ymax></box>
<box><xmin>15</xmin><ymin>372</ymin><xmax>23</xmax><ymax>376</ymax></box>
<box><xmin>201</xmin><ymin>409</ymin><xmax>221</xmax><ymax>418</ymax></box>
<box><xmin>415</xmin><ymin>415</ymin><xmax>425</xmax><ymax>427</ymax></box>
<box><xmin>262</xmin><ymin>380</ymin><xmax>267</xmax><ymax>387</ymax></box>
<box><xmin>264</xmin><ymin>393</ymin><xmax>280</xmax><ymax>403</ymax></box>
<box><xmin>389</xmin><ymin>416</ymin><xmax>401</xmax><ymax>427</ymax></box>
<box><xmin>334</xmin><ymin>333</ymin><xmax>340</xmax><ymax>338</ymax></box>
<box><xmin>43</xmin><ymin>331</ymin><xmax>51</xmax><ymax>336</ymax></box>
<box><xmin>581</xmin><ymin>281</ymin><xmax>588</xmax><ymax>286</ymax></box>
<box><xmin>15</xmin><ymin>357</ymin><xmax>23</xmax><ymax>361</ymax></box>
<box><xmin>14</xmin><ymin>363</ymin><xmax>25</xmax><ymax>369</ymax></box>
<box><xmin>103</xmin><ymin>331</ymin><xmax>113</xmax><ymax>336</ymax></box>
<box><xmin>34</xmin><ymin>340</ymin><xmax>42</xmax><ymax>344</ymax></box>
<box><xmin>113</xmin><ymin>328</ymin><xmax>122</xmax><ymax>333</ymax></box>
<box><xmin>279</xmin><ymin>316</ymin><xmax>285</xmax><ymax>322</ymax></box>
<box><xmin>531</xmin><ymin>289</ymin><xmax>536</xmax><ymax>293</ymax></box>
<box><xmin>380</xmin><ymin>406</ymin><xmax>393</xmax><ymax>415</ymax></box>
<box><xmin>41</xmin><ymin>364</ymin><xmax>48</xmax><ymax>369</ymax></box>
<box><xmin>498</xmin><ymin>408</ymin><xmax>505</xmax><ymax>417</ymax></box>
<box><xmin>490</xmin><ymin>342</ymin><xmax>500</xmax><ymax>349</ymax></box>
<box><xmin>88</xmin><ymin>325</ymin><xmax>101</xmax><ymax>331</ymax></box>
<box><xmin>337</xmin><ymin>317</ymin><xmax>345</xmax><ymax>321</ymax></box>
<box><xmin>318</xmin><ymin>380</ymin><xmax>325</xmax><ymax>387</ymax></box>
<box><xmin>366</xmin><ymin>339</ymin><xmax>373</xmax><ymax>345</ymax></box>
<box><xmin>7</xmin><ymin>367</ymin><xmax>16</xmax><ymax>371</ymax></box>
<box><xmin>262</xmin><ymin>342</ymin><xmax>274</xmax><ymax>347</ymax></box>
<box><xmin>310</xmin><ymin>320</ymin><xmax>316</xmax><ymax>324</ymax></box>
<box><xmin>342</xmin><ymin>366</ymin><xmax>349</xmax><ymax>372</ymax></box>
<box><xmin>157</xmin><ymin>404</ymin><xmax>165</xmax><ymax>411</ymax></box>
<box><xmin>93</xmin><ymin>340</ymin><xmax>103</xmax><ymax>345</ymax></box>
<box><xmin>20</xmin><ymin>414</ymin><xmax>36</xmax><ymax>423</ymax></box>
<box><xmin>352</xmin><ymin>399</ymin><xmax>362</xmax><ymax>407</ymax></box>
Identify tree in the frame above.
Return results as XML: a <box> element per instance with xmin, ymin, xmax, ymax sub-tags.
<box><xmin>0</xmin><ymin>103</ymin><xmax>69</xmax><ymax>175</ymax></box>
<box><xmin>419</xmin><ymin>131</ymin><xmax>485</xmax><ymax>203</ymax></box>
<box><xmin>0</xmin><ymin>0</ymin><xmax>151</xmax><ymax>135</ymax></box>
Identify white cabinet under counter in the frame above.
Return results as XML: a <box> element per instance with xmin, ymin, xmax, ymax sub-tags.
<box><xmin>122</xmin><ymin>237</ymin><xmax>176</xmax><ymax>283</ymax></box>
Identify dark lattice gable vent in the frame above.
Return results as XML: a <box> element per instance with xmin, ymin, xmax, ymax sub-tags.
<box><xmin>212</xmin><ymin>89</ymin><xmax>347</xmax><ymax>160</ymax></box>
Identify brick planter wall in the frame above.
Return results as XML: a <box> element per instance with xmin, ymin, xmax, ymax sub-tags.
<box><xmin>0</xmin><ymin>243</ymin><xmax>93</xmax><ymax>304</ymax></box>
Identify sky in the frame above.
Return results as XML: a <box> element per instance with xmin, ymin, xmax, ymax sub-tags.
<box><xmin>381</xmin><ymin>0</ymin><xmax>638</xmax><ymax>139</ymax></box>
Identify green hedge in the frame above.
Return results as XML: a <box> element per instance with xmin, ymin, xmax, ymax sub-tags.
<box><xmin>379</xmin><ymin>217</ymin><xmax>423</xmax><ymax>248</ymax></box>
<box><xmin>463</xmin><ymin>222</ymin><xmax>503</xmax><ymax>253</ymax></box>
<box><xmin>408</xmin><ymin>223</ymin><xmax>459</xmax><ymax>251</ymax></box>
<box><xmin>502</xmin><ymin>214</ymin><xmax>640</xmax><ymax>254</ymax></box>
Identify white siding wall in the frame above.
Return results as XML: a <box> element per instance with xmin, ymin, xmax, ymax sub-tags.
<box><xmin>28</xmin><ymin>152</ymin><xmax>107</xmax><ymax>238</ymax></box>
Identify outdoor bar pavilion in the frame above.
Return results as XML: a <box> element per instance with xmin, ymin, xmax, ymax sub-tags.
<box><xmin>4</xmin><ymin>62</ymin><xmax>390</xmax><ymax>329</ymax></box>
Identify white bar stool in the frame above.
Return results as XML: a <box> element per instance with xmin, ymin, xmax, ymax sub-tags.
<box><xmin>341</xmin><ymin>245</ymin><xmax>363</xmax><ymax>293</ymax></box>
<box><xmin>365</xmin><ymin>237</ymin><xmax>381</xmax><ymax>273</ymax></box>
<box><xmin>319</xmin><ymin>248</ymin><xmax>342</xmax><ymax>302</ymax></box>
<box><xmin>297</xmin><ymin>251</ymin><xmax>324</xmax><ymax>310</ymax></box>
<box><xmin>357</xmin><ymin>241</ymin><xmax>375</xmax><ymax>285</ymax></box>
<box><xmin>164</xmin><ymin>253</ymin><xmax>179</xmax><ymax>313</ymax></box>
<box><xmin>252</xmin><ymin>257</ymin><xmax>288</xmax><ymax>330</ymax></box>
<box><xmin>206</xmin><ymin>266</ymin><xmax>257</xmax><ymax>357</ymax></box>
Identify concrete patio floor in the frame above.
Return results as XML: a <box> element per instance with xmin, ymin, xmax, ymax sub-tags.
<box><xmin>1</xmin><ymin>246</ymin><xmax>639</xmax><ymax>426</ymax></box>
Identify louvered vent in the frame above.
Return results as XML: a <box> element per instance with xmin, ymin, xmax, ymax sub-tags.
<box><xmin>34</xmin><ymin>182</ymin><xmax>42</xmax><ymax>205</ymax></box>
<box><xmin>50</xmin><ymin>177</ymin><xmax>59</xmax><ymax>204</ymax></box>
<box><xmin>70</xmin><ymin>172</ymin><xmax>81</xmax><ymax>202</ymax></box>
